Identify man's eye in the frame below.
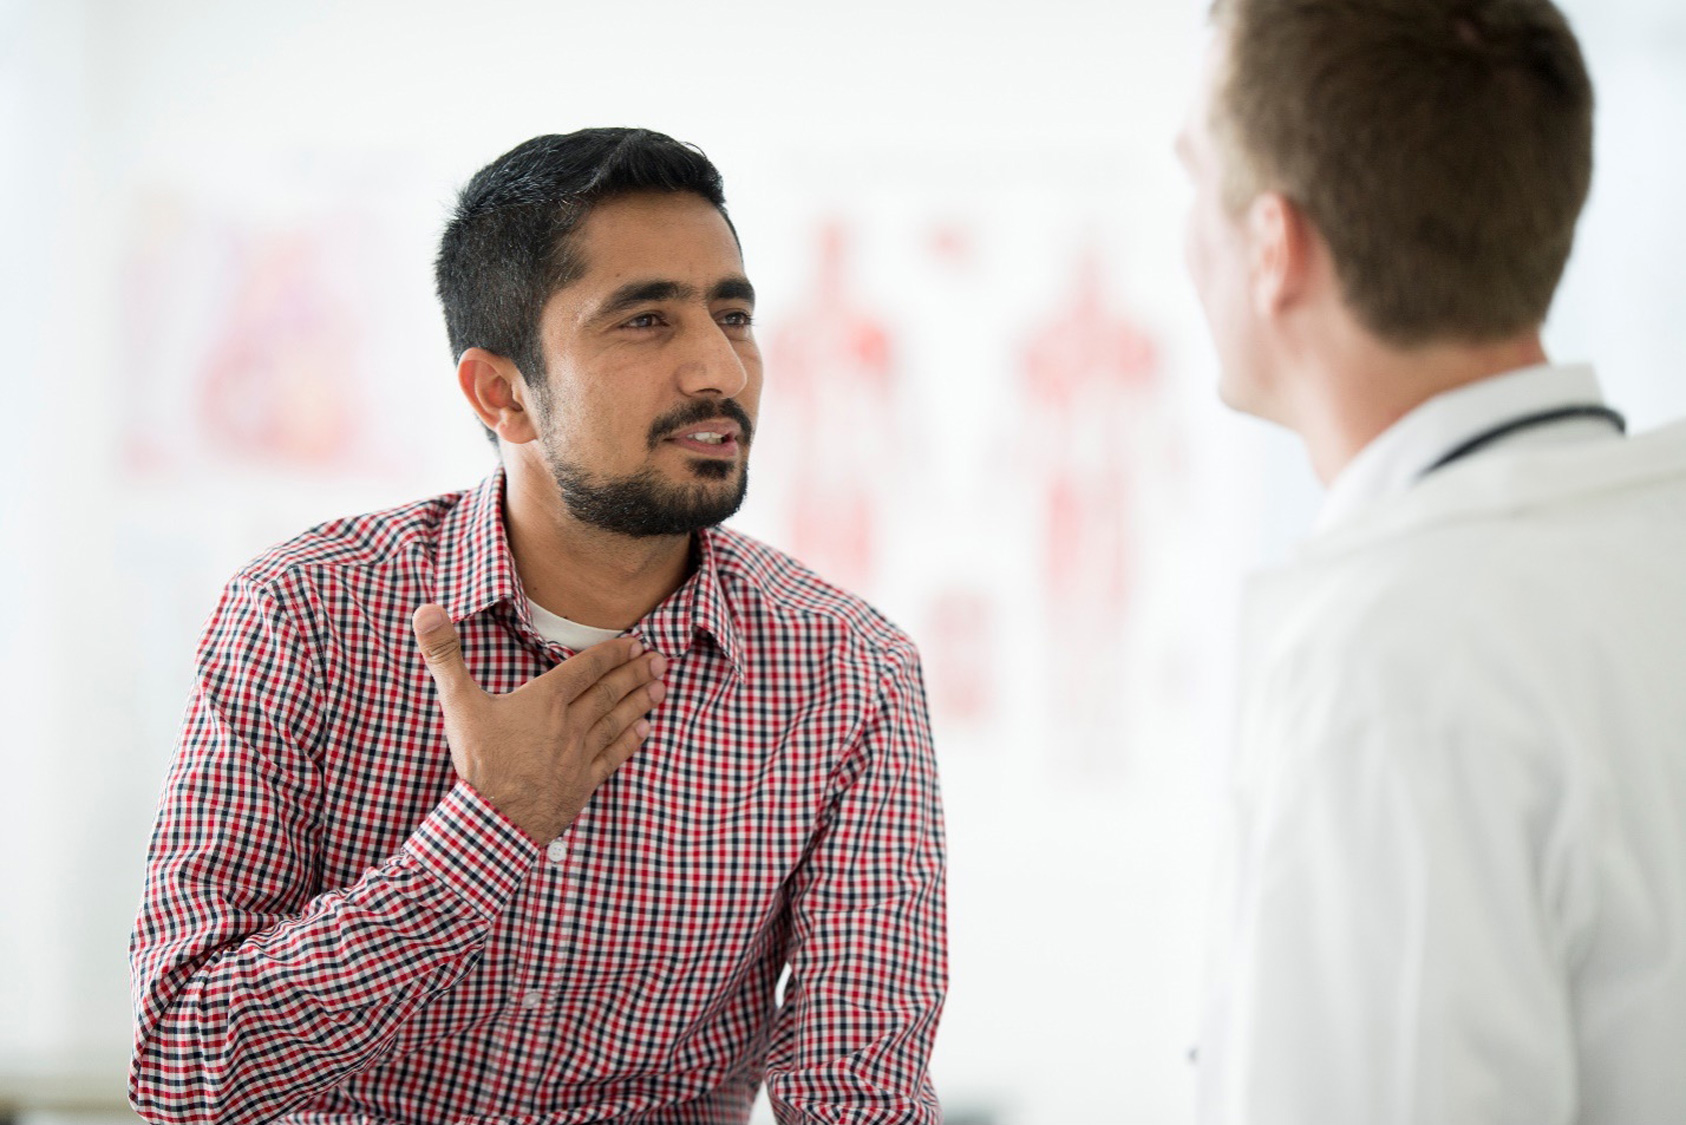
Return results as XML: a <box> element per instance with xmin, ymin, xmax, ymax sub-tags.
<box><xmin>720</xmin><ymin>310</ymin><xmax>755</xmax><ymax>328</ymax></box>
<box><xmin>625</xmin><ymin>312</ymin><xmax>663</xmax><ymax>329</ymax></box>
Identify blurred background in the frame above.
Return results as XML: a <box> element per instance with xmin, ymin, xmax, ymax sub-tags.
<box><xmin>3</xmin><ymin>0</ymin><xmax>1684</xmax><ymax>1121</ymax></box>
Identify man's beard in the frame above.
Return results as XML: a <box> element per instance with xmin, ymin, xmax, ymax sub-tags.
<box><xmin>546</xmin><ymin>457</ymin><xmax>749</xmax><ymax>537</ymax></box>
<box><xmin>540</xmin><ymin>399</ymin><xmax>753</xmax><ymax>538</ymax></box>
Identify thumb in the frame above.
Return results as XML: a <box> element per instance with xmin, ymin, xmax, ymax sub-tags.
<box><xmin>412</xmin><ymin>604</ymin><xmax>474</xmax><ymax>703</ymax></box>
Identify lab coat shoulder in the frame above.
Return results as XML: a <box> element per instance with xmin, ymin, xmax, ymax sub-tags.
<box><xmin>1243</xmin><ymin>419</ymin><xmax>1686</xmax><ymax>759</ymax></box>
<box><xmin>1238</xmin><ymin>517</ymin><xmax>1558</xmax><ymax>773</ymax></box>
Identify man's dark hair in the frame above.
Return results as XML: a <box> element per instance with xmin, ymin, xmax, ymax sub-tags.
<box><xmin>1210</xmin><ymin>0</ymin><xmax>1594</xmax><ymax>346</ymax></box>
<box><xmin>435</xmin><ymin>128</ymin><xmax>733</xmax><ymax>435</ymax></box>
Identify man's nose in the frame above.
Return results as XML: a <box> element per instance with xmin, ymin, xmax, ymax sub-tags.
<box><xmin>675</xmin><ymin>318</ymin><xmax>750</xmax><ymax>398</ymax></box>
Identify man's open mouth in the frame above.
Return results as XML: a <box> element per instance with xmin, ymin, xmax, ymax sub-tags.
<box><xmin>665</xmin><ymin>424</ymin><xmax>742</xmax><ymax>456</ymax></box>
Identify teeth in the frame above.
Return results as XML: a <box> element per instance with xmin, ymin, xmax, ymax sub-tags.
<box><xmin>686</xmin><ymin>432</ymin><xmax>726</xmax><ymax>444</ymax></box>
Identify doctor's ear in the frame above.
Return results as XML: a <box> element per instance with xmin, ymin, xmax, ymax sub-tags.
<box><xmin>457</xmin><ymin>347</ymin><xmax>540</xmax><ymax>445</ymax></box>
<box><xmin>1246</xmin><ymin>192</ymin><xmax>1317</xmax><ymax>319</ymax></box>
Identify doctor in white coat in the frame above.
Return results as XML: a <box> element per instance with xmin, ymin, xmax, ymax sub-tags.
<box><xmin>1177</xmin><ymin>1</ymin><xmax>1686</xmax><ymax>1123</ymax></box>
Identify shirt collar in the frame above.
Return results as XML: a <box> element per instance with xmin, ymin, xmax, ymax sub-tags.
<box><xmin>632</xmin><ymin>527</ymin><xmax>748</xmax><ymax>682</ymax></box>
<box><xmin>1316</xmin><ymin>362</ymin><xmax>1611</xmax><ymax>533</ymax></box>
<box><xmin>435</xmin><ymin>469</ymin><xmax>524</xmax><ymax>624</ymax></box>
<box><xmin>434</xmin><ymin>468</ymin><xmax>747</xmax><ymax>680</ymax></box>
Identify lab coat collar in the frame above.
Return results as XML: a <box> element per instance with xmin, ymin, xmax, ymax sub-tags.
<box><xmin>1315</xmin><ymin>362</ymin><xmax>1612</xmax><ymax>534</ymax></box>
<box><xmin>1299</xmin><ymin>415</ymin><xmax>1686</xmax><ymax>564</ymax></box>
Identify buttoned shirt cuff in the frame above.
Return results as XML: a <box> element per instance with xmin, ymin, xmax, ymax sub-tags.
<box><xmin>402</xmin><ymin>779</ymin><xmax>540</xmax><ymax>919</ymax></box>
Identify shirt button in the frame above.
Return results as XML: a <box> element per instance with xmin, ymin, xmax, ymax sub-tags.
<box><xmin>546</xmin><ymin>838</ymin><xmax>569</xmax><ymax>865</ymax></box>
<box><xmin>521</xmin><ymin>988</ymin><xmax>544</xmax><ymax>1011</ymax></box>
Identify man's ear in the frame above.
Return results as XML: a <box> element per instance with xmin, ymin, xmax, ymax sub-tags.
<box><xmin>457</xmin><ymin>347</ymin><xmax>540</xmax><ymax>444</ymax></box>
<box><xmin>1246</xmin><ymin>191</ymin><xmax>1315</xmax><ymax>321</ymax></box>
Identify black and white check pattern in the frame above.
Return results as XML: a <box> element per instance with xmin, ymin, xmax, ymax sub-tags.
<box><xmin>129</xmin><ymin>470</ymin><xmax>947</xmax><ymax>1124</ymax></box>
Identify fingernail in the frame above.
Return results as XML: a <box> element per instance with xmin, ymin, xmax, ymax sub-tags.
<box><xmin>636</xmin><ymin>719</ymin><xmax>651</xmax><ymax>738</ymax></box>
<box><xmin>650</xmin><ymin>653</ymin><xmax>668</xmax><ymax>676</ymax></box>
<box><xmin>649</xmin><ymin>681</ymin><xmax>666</xmax><ymax>703</ymax></box>
<box><xmin>628</xmin><ymin>640</ymin><xmax>644</xmax><ymax>658</ymax></box>
<box><xmin>414</xmin><ymin>604</ymin><xmax>449</xmax><ymax>634</ymax></box>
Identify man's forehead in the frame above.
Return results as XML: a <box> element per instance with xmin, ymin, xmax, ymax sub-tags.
<box><xmin>571</xmin><ymin>192</ymin><xmax>740</xmax><ymax>263</ymax></box>
<box><xmin>1179</xmin><ymin>34</ymin><xmax>1230</xmax><ymax>159</ymax></box>
<box><xmin>1193</xmin><ymin>35</ymin><xmax>1227</xmax><ymax>122</ymax></box>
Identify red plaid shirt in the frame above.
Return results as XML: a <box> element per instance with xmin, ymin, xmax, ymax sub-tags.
<box><xmin>129</xmin><ymin>470</ymin><xmax>946</xmax><ymax>1124</ymax></box>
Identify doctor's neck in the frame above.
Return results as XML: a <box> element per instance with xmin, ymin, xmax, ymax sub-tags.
<box><xmin>1281</xmin><ymin>323</ymin><xmax>1550</xmax><ymax>487</ymax></box>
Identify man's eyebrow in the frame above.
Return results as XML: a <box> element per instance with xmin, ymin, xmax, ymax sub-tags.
<box><xmin>593</xmin><ymin>279</ymin><xmax>700</xmax><ymax>320</ymax></box>
<box><xmin>590</xmin><ymin>276</ymin><xmax>756</xmax><ymax>321</ymax></box>
<box><xmin>710</xmin><ymin>276</ymin><xmax>756</xmax><ymax>305</ymax></box>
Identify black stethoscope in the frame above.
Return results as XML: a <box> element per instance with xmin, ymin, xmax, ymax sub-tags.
<box><xmin>1420</xmin><ymin>404</ymin><xmax>1627</xmax><ymax>477</ymax></box>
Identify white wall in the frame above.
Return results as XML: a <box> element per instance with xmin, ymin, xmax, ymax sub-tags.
<box><xmin>2</xmin><ymin>2</ymin><xmax>1683</xmax><ymax>1122</ymax></box>
<box><xmin>1</xmin><ymin>0</ymin><xmax>97</xmax><ymax>1060</ymax></box>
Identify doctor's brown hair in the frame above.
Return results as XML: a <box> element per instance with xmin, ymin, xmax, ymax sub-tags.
<box><xmin>1208</xmin><ymin>0</ymin><xmax>1593</xmax><ymax>347</ymax></box>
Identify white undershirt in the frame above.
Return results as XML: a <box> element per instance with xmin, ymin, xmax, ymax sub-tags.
<box><xmin>526</xmin><ymin>599</ymin><xmax>624</xmax><ymax>651</ymax></box>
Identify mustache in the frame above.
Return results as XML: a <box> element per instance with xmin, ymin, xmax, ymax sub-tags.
<box><xmin>646</xmin><ymin>399</ymin><xmax>755</xmax><ymax>450</ymax></box>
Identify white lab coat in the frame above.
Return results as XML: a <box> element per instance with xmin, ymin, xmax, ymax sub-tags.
<box><xmin>1199</xmin><ymin>415</ymin><xmax>1686</xmax><ymax>1124</ymax></box>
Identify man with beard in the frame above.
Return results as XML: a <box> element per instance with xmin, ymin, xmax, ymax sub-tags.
<box><xmin>129</xmin><ymin>129</ymin><xmax>946</xmax><ymax>1125</ymax></box>
<box><xmin>1178</xmin><ymin>2</ymin><xmax>1686</xmax><ymax>1122</ymax></box>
